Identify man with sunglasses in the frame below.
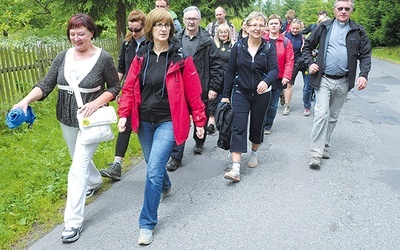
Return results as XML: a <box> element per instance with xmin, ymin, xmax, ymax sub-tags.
<box><xmin>303</xmin><ymin>0</ymin><xmax>371</xmax><ymax>170</ymax></box>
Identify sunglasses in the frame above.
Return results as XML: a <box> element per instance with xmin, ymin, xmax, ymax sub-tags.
<box><xmin>128</xmin><ymin>27</ymin><xmax>143</xmax><ymax>33</ymax></box>
<box><xmin>337</xmin><ymin>7</ymin><xmax>351</xmax><ymax>12</ymax></box>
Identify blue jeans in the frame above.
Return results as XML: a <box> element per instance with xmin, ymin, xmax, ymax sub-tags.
<box><xmin>138</xmin><ymin>121</ymin><xmax>175</xmax><ymax>229</ymax></box>
<box><xmin>302</xmin><ymin>72</ymin><xmax>312</xmax><ymax>109</ymax></box>
<box><xmin>264</xmin><ymin>87</ymin><xmax>283</xmax><ymax>130</ymax></box>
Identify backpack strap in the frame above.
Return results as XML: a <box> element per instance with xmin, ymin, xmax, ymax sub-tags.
<box><xmin>211</xmin><ymin>21</ymin><xmax>216</xmax><ymax>38</ymax></box>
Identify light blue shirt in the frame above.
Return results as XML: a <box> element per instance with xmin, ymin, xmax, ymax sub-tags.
<box><xmin>324</xmin><ymin>19</ymin><xmax>351</xmax><ymax>76</ymax></box>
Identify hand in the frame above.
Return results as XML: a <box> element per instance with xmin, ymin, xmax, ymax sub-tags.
<box><xmin>282</xmin><ymin>78</ymin><xmax>290</xmax><ymax>86</ymax></box>
<box><xmin>309</xmin><ymin>63</ymin><xmax>319</xmax><ymax>74</ymax></box>
<box><xmin>221</xmin><ymin>97</ymin><xmax>230</xmax><ymax>103</ymax></box>
<box><xmin>118</xmin><ymin>117</ymin><xmax>127</xmax><ymax>132</ymax></box>
<box><xmin>79</xmin><ymin>101</ymin><xmax>101</xmax><ymax>118</ymax></box>
<box><xmin>356</xmin><ymin>76</ymin><xmax>367</xmax><ymax>90</ymax></box>
<box><xmin>195</xmin><ymin>126</ymin><xmax>205</xmax><ymax>139</ymax></box>
<box><xmin>208</xmin><ymin>90</ymin><xmax>217</xmax><ymax>100</ymax></box>
<box><xmin>257</xmin><ymin>80</ymin><xmax>270</xmax><ymax>94</ymax></box>
<box><xmin>12</xmin><ymin>100</ymin><xmax>29</xmax><ymax>115</ymax></box>
<box><xmin>115</xmin><ymin>94</ymin><xmax>121</xmax><ymax>104</ymax></box>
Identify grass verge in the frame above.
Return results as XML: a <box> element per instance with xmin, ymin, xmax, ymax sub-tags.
<box><xmin>0</xmin><ymin>93</ymin><xmax>141</xmax><ymax>249</ymax></box>
<box><xmin>372</xmin><ymin>46</ymin><xmax>400</xmax><ymax>64</ymax></box>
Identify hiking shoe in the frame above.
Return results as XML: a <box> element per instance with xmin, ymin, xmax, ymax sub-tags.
<box><xmin>309</xmin><ymin>157</ymin><xmax>321</xmax><ymax>170</ymax></box>
<box><xmin>100</xmin><ymin>162</ymin><xmax>122</xmax><ymax>181</ymax></box>
<box><xmin>138</xmin><ymin>228</ymin><xmax>154</xmax><ymax>245</ymax></box>
<box><xmin>207</xmin><ymin>124</ymin><xmax>216</xmax><ymax>134</ymax></box>
<box><xmin>303</xmin><ymin>108</ymin><xmax>311</xmax><ymax>116</ymax></box>
<box><xmin>322</xmin><ymin>148</ymin><xmax>330</xmax><ymax>159</ymax></box>
<box><xmin>248</xmin><ymin>155</ymin><xmax>258</xmax><ymax>168</ymax></box>
<box><xmin>61</xmin><ymin>226</ymin><xmax>83</xmax><ymax>243</ymax></box>
<box><xmin>264</xmin><ymin>129</ymin><xmax>271</xmax><ymax>135</ymax></box>
<box><xmin>86</xmin><ymin>182</ymin><xmax>102</xmax><ymax>198</ymax></box>
<box><xmin>166</xmin><ymin>158</ymin><xmax>181</xmax><ymax>172</ymax></box>
<box><xmin>280</xmin><ymin>92</ymin><xmax>285</xmax><ymax>106</ymax></box>
<box><xmin>193</xmin><ymin>144</ymin><xmax>204</xmax><ymax>154</ymax></box>
<box><xmin>283</xmin><ymin>104</ymin><xmax>290</xmax><ymax>116</ymax></box>
<box><xmin>224</xmin><ymin>169</ymin><xmax>240</xmax><ymax>182</ymax></box>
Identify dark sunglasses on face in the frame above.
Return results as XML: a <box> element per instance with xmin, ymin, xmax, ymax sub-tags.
<box><xmin>128</xmin><ymin>27</ymin><xmax>143</xmax><ymax>33</ymax></box>
<box><xmin>337</xmin><ymin>7</ymin><xmax>351</xmax><ymax>12</ymax></box>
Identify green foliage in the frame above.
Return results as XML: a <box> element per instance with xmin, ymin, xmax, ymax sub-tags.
<box><xmin>353</xmin><ymin>0</ymin><xmax>400</xmax><ymax>46</ymax></box>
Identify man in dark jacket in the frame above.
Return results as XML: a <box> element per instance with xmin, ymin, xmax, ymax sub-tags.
<box><xmin>303</xmin><ymin>0</ymin><xmax>371</xmax><ymax>170</ymax></box>
<box><xmin>166</xmin><ymin>6</ymin><xmax>223</xmax><ymax>171</ymax></box>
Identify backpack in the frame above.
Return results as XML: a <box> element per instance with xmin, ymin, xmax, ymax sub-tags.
<box><xmin>215</xmin><ymin>102</ymin><xmax>233</xmax><ymax>150</ymax></box>
<box><xmin>211</xmin><ymin>21</ymin><xmax>234</xmax><ymax>38</ymax></box>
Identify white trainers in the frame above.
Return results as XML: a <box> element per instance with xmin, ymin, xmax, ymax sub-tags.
<box><xmin>224</xmin><ymin>169</ymin><xmax>240</xmax><ymax>182</ymax></box>
<box><xmin>283</xmin><ymin>104</ymin><xmax>290</xmax><ymax>116</ymax></box>
<box><xmin>138</xmin><ymin>228</ymin><xmax>154</xmax><ymax>245</ymax></box>
<box><xmin>248</xmin><ymin>155</ymin><xmax>258</xmax><ymax>168</ymax></box>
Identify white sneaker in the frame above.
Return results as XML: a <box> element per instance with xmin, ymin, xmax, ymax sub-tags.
<box><xmin>138</xmin><ymin>229</ymin><xmax>154</xmax><ymax>245</ymax></box>
<box><xmin>224</xmin><ymin>168</ymin><xmax>240</xmax><ymax>182</ymax></box>
<box><xmin>248</xmin><ymin>155</ymin><xmax>258</xmax><ymax>168</ymax></box>
<box><xmin>283</xmin><ymin>104</ymin><xmax>290</xmax><ymax>116</ymax></box>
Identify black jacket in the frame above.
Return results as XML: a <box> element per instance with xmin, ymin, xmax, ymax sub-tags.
<box><xmin>175</xmin><ymin>27</ymin><xmax>223</xmax><ymax>101</ymax></box>
<box><xmin>303</xmin><ymin>18</ymin><xmax>372</xmax><ymax>90</ymax></box>
<box><xmin>222</xmin><ymin>37</ymin><xmax>279</xmax><ymax>98</ymax></box>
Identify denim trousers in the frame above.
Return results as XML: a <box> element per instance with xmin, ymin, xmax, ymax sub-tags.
<box><xmin>60</xmin><ymin>123</ymin><xmax>102</xmax><ymax>228</ymax></box>
<box><xmin>301</xmin><ymin>72</ymin><xmax>312</xmax><ymax>109</ymax></box>
<box><xmin>138</xmin><ymin>121</ymin><xmax>174</xmax><ymax>229</ymax></box>
<box><xmin>291</xmin><ymin>67</ymin><xmax>313</xmax><ymax>109</ymax></box>
<box><xmin>310</xmin><ymin>76</ymin><xmax>349</xmax><ymax>157</ymax></box>
<box><xmin>264</xmin><ymin>87</ymin><xmax>283</xmax><ymax>130</ymax></box>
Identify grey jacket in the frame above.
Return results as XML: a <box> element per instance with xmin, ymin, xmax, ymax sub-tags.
<box><xmin>35</xmin><ymin>49</ymin><xmax>120</xmax><ymax>127</ymax></box>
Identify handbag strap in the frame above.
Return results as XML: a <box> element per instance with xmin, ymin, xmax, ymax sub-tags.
<box><xmin>64</xmin><ymin>48</ymin><xmax>101</xmax><ymax>108</ymax></box>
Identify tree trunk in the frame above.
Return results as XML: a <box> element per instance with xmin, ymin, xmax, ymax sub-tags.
<box><xmin>116</xmin><ymin>0</ymin><xmax>126</xmax><ymax>40</ymax></box>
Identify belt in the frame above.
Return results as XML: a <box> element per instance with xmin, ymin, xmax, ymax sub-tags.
<box><xmin>57</xmin><ymin>84</ymin><xmax>101</xmax><ymax>94</ymax></box>
<box><xmin>323</xmin><ymin>74</ymin><xmax>348</xmax><ymax>80</ymax></box>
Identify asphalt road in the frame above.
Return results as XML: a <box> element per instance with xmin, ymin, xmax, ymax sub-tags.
<box><xmin>28</xmin><ymin>57</ymin><xmax>400</xmax><ymax>250</ymax></box>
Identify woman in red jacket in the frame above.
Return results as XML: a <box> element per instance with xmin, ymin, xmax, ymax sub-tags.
<box><xmin>263</xmin><ymin>14</ymin><xmax>294</xmax><ymax>134</ymax></box>
<box><xmin>117</xmin><ymin>8</ymin><xmax>206</xmax><ymax>245</ymax></box>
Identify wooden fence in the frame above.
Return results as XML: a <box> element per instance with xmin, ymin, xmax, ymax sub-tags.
<box><xmin>0</xmin><ymin>39</ymin><xmax>120</xmax><ymax>105</ymax></box>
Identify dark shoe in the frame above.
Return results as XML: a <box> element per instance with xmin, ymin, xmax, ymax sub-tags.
<box><xmin>86</xmin><ymin>182</ymin><xmax>102</xmax><ymax>198</ymax></box>
<box><xmin>207</xmin><ymin>124</ymin><xmax>216</xmax><ymax>134</ymax></box>
<box><xmin>309</xmin><ymin>157</ymin><xmax>321</xmax><ymax>170</ymax></box>
<box><xmin>193</xmin><ymin>144</ymin><xmax>204</xmax><ymax>154</ymax></box>
<box><xmin>166</xmin><ymin>158</ymin><xmax>181</xmax><ymax>172</ymax></box>
<box><xmin>100</xmin><ymin>162</ymin><xmax>122</xmax><ymax>181</ymax></box>
<box><xmin>61</xmin><ymin>226</ymin><xmax>83</xmax><ymax>243</ymax></box>
<box><xmin>322</xmin><ymin>148</ymin><xmax>330</xmax><ymax>159</ymax></box>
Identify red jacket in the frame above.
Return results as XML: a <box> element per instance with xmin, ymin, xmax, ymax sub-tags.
<box><xmin>118</xmin><ymin>44</ymin><xmax>206</xmax><ymax>145</ymax></box>
<box><xmin>263</xmin><ymin>33</ymin><xmax>294</xmax><ymax>80</ymax></box>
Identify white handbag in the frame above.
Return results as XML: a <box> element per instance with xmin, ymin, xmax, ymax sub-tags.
<box><xmin>76</xmin><ymin>105</ymin><xmax>117</xmax><ymax>145</ymax></box>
